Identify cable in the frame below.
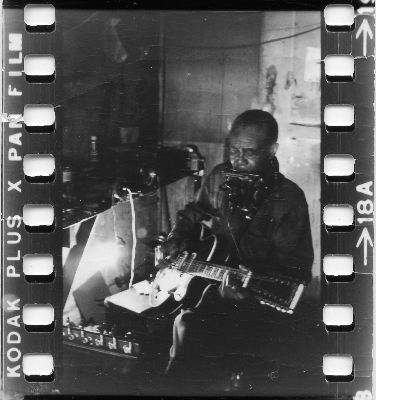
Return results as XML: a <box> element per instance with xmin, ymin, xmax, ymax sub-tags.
<box><xmin>165</xmin><ymin>26</ymin><xmax>321</xmax><ymax>51</ymax></box>
<box><xmin>124</xmin><ymin>188</ymin><xmax>137</xmax><ymax>288</ymax></box>
<box><xmin>262</xmin><ymin>22</ymin><xmax>320</xmax><ymax>32</ymax></box>
<box><xmin>63</xmin><ymin>11</ymin><xmax>100</xmax><ymax>35</ymax></box>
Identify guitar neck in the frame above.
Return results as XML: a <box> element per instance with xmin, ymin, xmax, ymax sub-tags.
<box><xmin>170</xmin><ymin>252</ymin><xmax>305</xmax><ymax>313</ymax></box>
<box><xmin>178</xmin><ymin>257</ymin><xmax>301</xmax><ymax>286</ymax></box>
<box><xmin>182</xmin><ymin>260</ymin><xmax>242</xmax><ymax>282</ymax></box>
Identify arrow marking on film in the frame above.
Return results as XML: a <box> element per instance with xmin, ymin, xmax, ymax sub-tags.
<box><xmin>356</xmin><ymin>19</ymin><xmax>373</xmax><ymax>57</ymax></box>
<box><xmin>356</xmin><ymin>227</ymin><xmax>373</xmax><ymax>266</ymax></box>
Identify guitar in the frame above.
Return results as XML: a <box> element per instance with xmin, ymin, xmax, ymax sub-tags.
<box><xmin>150</xmin><ymin>225</ymin><xmax>305</xmax><ymax>314</ymax></box>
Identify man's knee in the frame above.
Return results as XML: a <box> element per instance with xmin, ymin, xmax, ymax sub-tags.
<box><xmin>173</xmin><ymin>309</ymin><xmax>197</xmax><ymax>342</ymax></box>
<box><xmin>174</xmin><ymin>309</ymin><xmax>194</xmax><ymax>327</ymax></box>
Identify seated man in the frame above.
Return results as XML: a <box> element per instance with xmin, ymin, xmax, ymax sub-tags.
<box><xmin>159</xmin><ymin>110</ymin><xmax>314</xmax><ymax>392</ymax></box>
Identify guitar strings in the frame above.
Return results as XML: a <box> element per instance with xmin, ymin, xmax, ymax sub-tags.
<box><xmin>186</xmin><ymin>261</ymin><xmax>291</xmax><ymax>305</ymax></box>
<box><xmin>170</xmin><ymin>257</ymin><xmax>295</xmax><ymax>308</ymax></box>
<box><xmin>174</xmin><ymin>259</ymin><xmax>298</xmax><ymax>286</ymax></box>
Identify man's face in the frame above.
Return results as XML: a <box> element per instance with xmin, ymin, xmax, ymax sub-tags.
<box><xmin>229</xmin><ymin>126</ymin><xmax>277</xmax><ymax>172</ymax></box>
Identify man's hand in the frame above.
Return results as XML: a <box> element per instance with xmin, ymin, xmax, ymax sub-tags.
<box><xmin>219</xmin><ymin>265</ymin><xmax>253</xmax><ymax>302</ymax></box>
<box><xmin>156</xmin><ymin>237</ymin><xmax>185</xmax><ymax>269</ymax></box>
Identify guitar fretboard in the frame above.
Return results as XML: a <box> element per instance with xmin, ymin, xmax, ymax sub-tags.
<box><xmin>169</xmin><ymin>252</ymin><xmax>305</xmax><ymax>313</ymax></box>
<box><xmin>182</xmin><ymin>260</ymin><xmax>244</xmax><ymax>282</ymax></box>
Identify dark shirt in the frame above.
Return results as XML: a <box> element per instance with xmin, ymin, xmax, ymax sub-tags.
<box><xmin>169</xmin><ymin>162</ymin><xmax>314</xmax><ymax>284</ymax></box>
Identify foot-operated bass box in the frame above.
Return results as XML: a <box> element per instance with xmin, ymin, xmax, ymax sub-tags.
<box><xmin>1</xmin><ymin>0</ymin><xmax>374</xmax><ymax>398</ymax></box>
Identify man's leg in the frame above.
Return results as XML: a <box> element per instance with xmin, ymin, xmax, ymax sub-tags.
<box><xmin>165</xmin><ymin>307</ymin><xmax>224</xmax><ymax>380</ymax></box>
<box><xmin>163</xmin><ymin>288</ymin><xmax>238</xmax><ymax>393</ymax></box>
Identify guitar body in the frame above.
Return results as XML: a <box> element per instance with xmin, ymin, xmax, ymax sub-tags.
<box><xmin>150</xmin><ymin>226</ymin><xmax>222</xmax><ymax>308</ymax></box>
<box><xmin>149</xmin><ymin>269</ymin><xmax>212</xmax><ymax>309</ymax></box>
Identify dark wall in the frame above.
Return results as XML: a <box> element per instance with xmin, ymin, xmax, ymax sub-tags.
<box><xmin>57</xmin><ymin>10</ymin><xmax>161</xmax><ymax>161</ymax></box>
<box><xmin>163</xmin><ymin>12</ymin><xmax>261</xmax><ymax>146</ymax></box>
<box><xmin>57</xmin><ymin>11</ymin><xmax>261</xmax><ymax>163</ymax></box>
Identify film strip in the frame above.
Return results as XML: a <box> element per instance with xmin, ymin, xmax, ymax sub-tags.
<box><xmin>2</xmin><ymin>2</ymin><xmax>61</xmax><ymax>396</ymax></box>
<box><xmin>321</xmin><ymin>4</ymin><xmax>374</xmax><ymax>397</ymax></box>
<box><xmin>1</xmin><ymin>1</ymin><xmax>375</xmax><ymax>398</ymax></box>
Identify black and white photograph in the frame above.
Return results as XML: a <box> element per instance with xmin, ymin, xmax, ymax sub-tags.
<box><xmin>60</xmin><ymin>10</ymin><xmax>323</xmax><ymax>396</ymax></box>
<box><xmin>1</xmin><ymin>2</ymin><xmax>375</xmax><ymax>399</ymax></box>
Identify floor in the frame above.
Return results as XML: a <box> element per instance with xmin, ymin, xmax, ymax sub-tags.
<box><xmin>61</xmin><ymin>299</ymin><xmax>330</xmax><ymax>397</ymax></box>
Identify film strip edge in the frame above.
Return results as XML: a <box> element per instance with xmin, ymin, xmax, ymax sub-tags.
<box><xmin>2</xmin><ymin>5</ymin><xmax>62</xmax><ymax>397</ymax></box>
<box><xmin>321</xmin><ymin>6</ymin><xmax>374</xmax><ymax>398</ymax></box>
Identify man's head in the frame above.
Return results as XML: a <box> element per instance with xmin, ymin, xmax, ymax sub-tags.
<box><xmin>229</xmin><ymin>110</ymin><xmax>279</xmax><ymax>172</ymax></box>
